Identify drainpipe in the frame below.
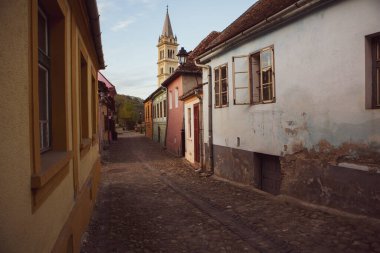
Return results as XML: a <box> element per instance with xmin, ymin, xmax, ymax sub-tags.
<box><xmin>194</xmin><ymin>62</ymin><xmax>213</xmax><ymax>175</ymax></box>
<box><xmin>194</xmin><ymin>88</ymin><xmax>204</xmax><ymax>169</ymax></box>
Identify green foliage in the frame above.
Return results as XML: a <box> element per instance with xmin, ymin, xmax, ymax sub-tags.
<box><xmin>115</xmin><ymin>94</ymin><xmax>144</xmax><ymax>130</ymax></box>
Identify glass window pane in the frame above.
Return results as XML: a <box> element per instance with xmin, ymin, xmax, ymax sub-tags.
<box><xmin>215</xmin><ymin>69</ymin><xmax>219</xmax><ymax>81</ymax></box>
<box><xmin>261</xmin><ymin>49</ymin><xmax>272</xmax><ymax>68</ymax></box>
<box><xmin>221</xmin><ymin>66</ymin><xmax>227</xmax><ymax>79</ymax></box>
<box><xmin>215</xmin><ymin>81</ymin><xmax>220</xmax><ymax>93</ymax></box>
<box><xmin>262</xmin><ymin>83</ymin><xmax>273</xmax><ymax>101</ymax></box>
<box><xmin>222</xmin><ymin>80</ymin><xmax>228</xmax><ymax>92</ymax></box>
<box><xmin>39</xmin><ymin>66</ymin><xmax>48</xmax><ymax>121</ymax></box>
<box><xmin>38</xmin><ymin>10</ymin><xmax>47</xmax><ymax>54</ymax></box>
<box><xmin>215</xmin><ymin>93</ymin><xmax>220</xmax><ymax>106</ymax></box>
<box><xmin>222</xmin><ymin>93</ymin><xmax>228</xmax><ymax>105</ymax></box>
<box><xmin>262</xmin><ymin>68</ymin><xmax>272</xmax><ymax>84</ymax></box>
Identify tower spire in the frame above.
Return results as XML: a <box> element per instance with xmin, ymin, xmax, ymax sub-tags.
<box><xmin>161</xmin><ymin>6</ymin><xmax>174</xmax><ymax>37</ymax></box>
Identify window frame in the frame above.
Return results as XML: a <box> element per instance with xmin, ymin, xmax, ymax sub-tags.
<box><xmin>31</xmin><ymin>0</ymin><xmax>71</xmax><ymax>210</ymax></box>
<box><xmin>174</xmin><ymin>87</ymin><xmax>179</xmax><ymax>108</ymax></box>
<box><xmin>249</xmin><ymin>46</ymin><xmax>276</xmax><ymax>105</ymax></box>
<box><xmin>214</xmin><ymin>64</ymin><xmax>229</xmax><ymax>108</ymax></box>
<box><xmin>372</xmin><ymin>36</ymin><xmax>380</xmax><ymax>108</ymax></box>
<box><xmin>38</xmin><ymin>7</ymin><xmax>51</xmax><ymax>153</ymax></box>
<box><xmin>169</xmin><ymin>91</ymin><xmax>173</xmax><ymax>109</ymax></box>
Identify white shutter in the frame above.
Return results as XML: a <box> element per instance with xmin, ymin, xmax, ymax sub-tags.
<box><xmin>232</xmin><ymin>56</ymin><xmax>250</xmax><ymax>105</ymax></box>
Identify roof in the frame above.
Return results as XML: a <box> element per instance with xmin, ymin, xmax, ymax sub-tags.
<box><xmin>204</xmin><ymin>0</ymin><xmax>299</xmax><ymax>52</ymax></box>
<box><xmin>98</xmin><ymin>72</ymin><xmax>117</xmax><ymax>96</ymax></box>
<box><xmin>86</xmin><ymin>0</ymin><xmax>106</xmax><ymax>69</ymax></box>
<box><xmin>144</xmin><ymin>86</ymin><xmax>165</xmax><ymax>102</ymax></box>
<box><xmin>161</xmin><ymin>31</ymin><xmax>220</xmax><ymax>88</ymax></box>
<box><xmin>190</xmin><ymin>31</ymin><xmax>220</xmax><ymax>58</ymax></box>
<box><xmin>161</xmin><ymin>8</ymin><xmax>174</xmax><ymax>37</ymax></box>
<box><xmin>179</xmin><ymin>83</ymin><xmax>203</xmax><ymax>101</ymax></box>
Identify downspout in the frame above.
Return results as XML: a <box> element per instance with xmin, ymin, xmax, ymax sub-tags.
<box><xmin>194</xmin><ymin>62</ymin><xmax>213</xmax><ymax>175</ymax></box>
<box><xmin>194</xmin><ymin>88</ymin><xmax>203</xmax><ymax>170</ymax></box>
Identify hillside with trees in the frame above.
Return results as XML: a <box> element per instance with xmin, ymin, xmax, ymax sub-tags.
<box><xmin>115</xmin><ymin>94</ymin><xmax>144</xmax><ymax>130</ymax></box>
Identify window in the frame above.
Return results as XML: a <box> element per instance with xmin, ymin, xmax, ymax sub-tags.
<box><xmin>38</xmin><ymin>8</ymin><xmax>50</xmax><ymax>152</ymax></box>
<box><xmin>231</xmin><ymin>47</ymin><xmax>275</xmax><ymax>105</ymax></box>
<box><xmin>187</xmin><ymin>108</ymin><xmax>191</xmax><ymax>138</ymax></box>
<box><xmin>251</xmin><ymin>47</ymin><xmax>275</xmax><ymax>103</ymax></box>
<box><xmin>163</xmin><ymin>100</ymin><xmax>167</xmax><ymax>117</ymax></box>
<box><xmin>32</xmin><ymin>0</ymin><xmax>68</xmax><ymax>207</ymax></box>
<box><xmin>214</xmin><ymin>64</ymin><xmax>228</xmax><ymax>107</ymax></box>
<box><xmin>159</xmin><ymin>101</ymin><xmax>162</xmax><ymax>118</ymax></box>
<box><xmin>372</xmin><ymin>36</ymin><xmax>380</xmax><ymax>108</ymax></box>
<box><xmin>174</xmin><ymin>88</ymin><xmax>179</xmax><ymax>108</ymax></box>
<box><xmin>80</xmin><ymin>53</ymin><xmax>90</xmax><ymax>147</ymax></box>
<box><xmin>91</xmin><ymin>75</ymin><xmax>97</xmax><ymax>138</ymax></box>
<box><xmin>169</xmin><ymin>91</ymin><xmax>172</xmax><ymax>109</ymax></box>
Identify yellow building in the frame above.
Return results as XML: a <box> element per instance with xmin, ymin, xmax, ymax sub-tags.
<box><xmin>157</xmin><ymin>8</ymin><xmax>179</xmax><ymax>86</ymax></box>
<box><xmin>0</xmin><ymin>0</ymin><xmax>105</xmax><ymax>252</ymax></box>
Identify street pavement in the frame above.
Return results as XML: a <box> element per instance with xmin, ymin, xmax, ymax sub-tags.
<box><xmin>80</xmin><ymin>131</ymin><xmax>380</xmax><ymax>253</ymax></box>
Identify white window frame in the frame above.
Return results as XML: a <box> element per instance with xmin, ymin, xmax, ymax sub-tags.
<box><xmin>174</xmin><ymin>87</ymin><xmax>179</xmax><ymax>108</ymax></box>
<box><xmin>249</xmin><ymin>46</ymin><xmax>275</xmax><ymax>104</ymax></box>
<box><xmin>214</xmin><ymin>64</ymin><xmax>229</xmax><ymax>108</ymax></box>
<box><xmin>169</xmin><ymin>91</ymin><xmax>172</xmax><ymax>109</ymax></box>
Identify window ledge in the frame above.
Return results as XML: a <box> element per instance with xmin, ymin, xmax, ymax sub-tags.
<box><xmin>31</xmin><ymin>151</ymin><xmax>73</xmax><ymax>189</ymax></box>
<box><xmin>80</xmin><ymin>138</ymin><xmax>92</xmax><ymax>158</ymax></box>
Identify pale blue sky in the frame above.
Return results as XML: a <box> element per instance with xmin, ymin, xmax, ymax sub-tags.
<box><xmin>98</xmin><ymin>0</ymin><xmax>256</xmax><ymax>99</ymax></box>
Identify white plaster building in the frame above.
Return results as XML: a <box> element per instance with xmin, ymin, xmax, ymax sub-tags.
<box><xmin>197</xmin><ymin>0</ymin><xmax>380</xmax><ymax>218</ymax></box>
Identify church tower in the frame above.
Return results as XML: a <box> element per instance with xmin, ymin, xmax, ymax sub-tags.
<box><xmin>157</xmin><ymin>7</ymin><xmax>178</xmax><ymax>86</ymax></box>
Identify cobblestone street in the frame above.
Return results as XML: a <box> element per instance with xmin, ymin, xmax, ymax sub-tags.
<box><xmin>80</xmin><ymin>132</ymin><xmax>380</xmax><ymax>253</ymax></box>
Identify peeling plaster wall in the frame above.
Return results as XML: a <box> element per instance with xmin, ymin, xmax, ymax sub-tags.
<box><xmin>203</xmin><ymin>0</ymin><xmax>380</xmax><ymax>156</ymax></box>
<box><xmin>201</xmin><ymin>0</ymin><xmax>380</xmax><ymax>217</ymax></box>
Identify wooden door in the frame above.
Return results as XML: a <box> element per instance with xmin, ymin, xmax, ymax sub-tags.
<box><xmin>261</xmin><ymin>154</ymin><xmax>281</xmax><ymax>195</ymax></box>
<box><xmin>193</xmin><ymin>103</ymin><xmax>200</xmax><ymax>163</ymax></box>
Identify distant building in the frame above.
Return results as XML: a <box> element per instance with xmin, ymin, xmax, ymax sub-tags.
<box><xmin>180</xmin><ymin>84</ymin><xmax>203</xmax><ymax>165</ymax></box>
<box><xmin>144</xmin><ymin>97</ymin><xmax>153</xmax><ymax>139</ymax></box>
<box><xmin>197</xmin><ymin>0</ymin><xmax>380</xmax><ymax>218</ymax></box>
<box><xmin>98</xmin><ymin>72</ymin><xmax>117</xmax><ymax>151</ymax></box>
<box><xmin>152</xmin><ymin>87</ymin><xmax>167</xmax><ymax>146</ymax></box>
<box><xmin>0</xmin><ymin>0</ymin><xmax>105</xmax><ymax>252</ymax></box>
<box><xmin>157</xmin><ymin>8</ymin><xmax>179</xmax><ymax>86</ymax></box>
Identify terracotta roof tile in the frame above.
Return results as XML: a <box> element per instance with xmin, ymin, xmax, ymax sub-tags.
<box><xmin>205</xmin><ymin>0</ymin><xmax>299</xmax><ymax>52</ymax></box>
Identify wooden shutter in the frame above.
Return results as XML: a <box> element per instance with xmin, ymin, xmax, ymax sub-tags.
<box><xmin>232</xmin><ymin>56</ymin><xmax>250</xmax><ymax>105</ymax></box>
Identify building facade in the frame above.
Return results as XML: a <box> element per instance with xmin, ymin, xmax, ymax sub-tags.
<box><xmin>180</xmin><ymin>85</ymin><xmax>203</xmax><ymax>166</ymax></box>
<box><xmin>163</xmin><ymin>63</ymin><xmax>202</xmax><ymax>156</ymax></box>
<box><xmin>144</xmin><ymin>98</ymin><xmax>153</xmax><ymax>139</ymax></box>
<box><xmin>157</xmin><ymin>8</ymin><xmax>178</xmax><ymax>86</ymax></box>
<box><xmin>197</xmin><ymin>0</ymin><xmax>380</xmax><ymax>218</ymax></box>
<box><xmin>152</xmin><ymin>87</ymin><xmax>167</xmax><ymax>146</ymax></box>
<box><xmin>98</xmin><ymin>72</ymin><xmax>117</xmax><ymax>151</ymax></box>
<box><xmin>0</xmin><ymin>0</ymin><xmax>105</xmax><ymax>252</ymax></box>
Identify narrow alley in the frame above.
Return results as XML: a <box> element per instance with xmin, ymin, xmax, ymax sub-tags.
<box><xmin>80</xmin><ymin>132</ymin><xmax>380</xmax><ymax>253</ymax></box>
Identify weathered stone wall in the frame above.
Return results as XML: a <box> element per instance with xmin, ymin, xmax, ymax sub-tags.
<box><xmin>281</xmin><ymin>140</ymin><xmax>380</xmax><ymax>218</ymax></box>
<box><xmin>213</xmin><ymin>145</ymin><xmax>255</xmax><ymax>185</ymax></box>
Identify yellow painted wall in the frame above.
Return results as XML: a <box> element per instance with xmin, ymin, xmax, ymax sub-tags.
<box><xmin>0</xmin><ymin>0</ymin><xmax>101</xmax><ymax>252</ymax></box>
